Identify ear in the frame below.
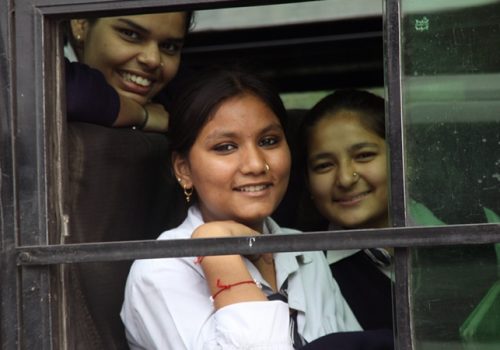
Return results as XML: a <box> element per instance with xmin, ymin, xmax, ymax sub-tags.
<box><xmin>172</xmin><ymin>152</ymin><xmax>193</xmax><ymax>189</ymax></box>
<box><xmin>70</xmin><ymin>19</ymin><xmax>90</xmax><ymax>43</ymax></box>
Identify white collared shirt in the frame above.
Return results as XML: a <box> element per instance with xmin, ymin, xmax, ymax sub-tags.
<box><xmin>121</xmin><ymin>206</ymin><xmax>361</xmax><ymax>350</ymax></box>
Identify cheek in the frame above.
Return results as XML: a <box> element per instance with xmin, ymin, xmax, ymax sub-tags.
<box><xmin>190</xmin><ymin>158</ymin><xmax>233</xmax><ymax>188</ymax></box>
<box><xmin>308</xmin><ymin>174</ymin><xmax>331</xmax><ymax>199</ymax></box>
<box><xmin>160</xmin><ymin>56</ymin><xmax>181</xmax><ymax>82</ymax></box>
<box><xmin>368</xmin><ymin>161</ymin><xmax>388</xmax><ymax>190</ymax></box>
<box><xmin>84</xmin><ymin>39</ymin><xmax>124</xmax><ymax>70</ymax></box>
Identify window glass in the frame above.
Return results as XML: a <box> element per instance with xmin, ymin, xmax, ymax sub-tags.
<box><xmin>402</xmin><ymin>0</ymin><xmax>500</xmax><ymax>348</ymax></box>
<box><xmin>193</xmin><ymin>0</ymin><xmax>382</xmax><ymax>31</ymax></box>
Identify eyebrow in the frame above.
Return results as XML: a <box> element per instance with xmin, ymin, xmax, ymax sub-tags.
<box><xmin>117</xmin><ymin>18</ymin><xmax>150</xmax><ymax>34</ymax></box>
<box><xmin>116</xmin><ymin>18</ymin><xmax>186</xmax><ymax>43</ymax></box>
<box><xmin>349</xmin><ymin>142</ymin><xmax>380</xmax><ymax>152</ymax></box>
<box><xmin>309</xmin><ymin>142</ymin><xmax>380</xmax><ymax>162</ymax></box>
<box><xmin>204</xmin><ymin>123</ymin><xmax>284</xmax><ymax>143</ymax></box>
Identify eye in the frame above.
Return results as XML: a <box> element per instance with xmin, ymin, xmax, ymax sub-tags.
<box><xmin>259</xmin><ymin>136</ymin><xmax>280</xmax><ymax>148</ymax></box>
<box><xmin>118</xmin><ymin>28</ymin><xmax>141</xmax><ymax>41</ymax></box>
<box><xmin>213</xmin><ymin>143</ymin><xmax>237</xmax><ymax>153</ymax></box>
<box><xmin>159</xmin><ymin>41</ymin><xmax>182</xmax><ymax>55</ymax></box>
<box><xmin>355</xmin><ymin>151</ymin><xmax>377</xmax><ymax>162</ymax></box>
<box><xmin>311</xmin><ymin>161</ymin><xmax>335</xmax><ymax>173</ymax></box>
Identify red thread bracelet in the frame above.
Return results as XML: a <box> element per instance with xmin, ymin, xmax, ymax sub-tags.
<box><xmin>211</xmin><ymin>278</ymin><xmax>257</xmax><ymax>301</ymax></box>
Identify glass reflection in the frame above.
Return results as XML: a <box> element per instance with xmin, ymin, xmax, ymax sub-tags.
<box><xmin>402</xmin><ymin>0</ymin><xmax>500</xmax><ymax>349</ymax></box>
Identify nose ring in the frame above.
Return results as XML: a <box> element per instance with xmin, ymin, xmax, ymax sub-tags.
<box><xmin>264</xmin><ymin>163</ymin><xmax>270</xmax><ymax>173</ymax></box>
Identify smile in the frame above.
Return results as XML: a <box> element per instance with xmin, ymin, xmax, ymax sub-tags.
<box><xmin>121</xmin><ymin>72</ymin><xmax>152</xmax><ymax>87</ymax></box>
<box><xmin>334</xmin><ymin>190</ymin><xmax>371</xmax><ymax>203</ymax></box>
<box><xmin>235</xmin><ymin>184</ymin><xmax>271</xmax><ymax>192</ymax></box>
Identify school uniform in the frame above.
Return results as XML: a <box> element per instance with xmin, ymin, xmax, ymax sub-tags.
<box><xmin>121</xmin><ymin>205</ymin><xmax>361</xmax><ymax>350</ymax></box>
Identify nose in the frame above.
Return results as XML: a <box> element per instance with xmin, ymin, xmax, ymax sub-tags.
<box><xmin>137</xmin><ymin>42</ymin><xmax>161</xmax><ymax>69</ymax></box>
<box><xmin>240</xmin><ymin>145</ymin><xmax>267</xmax><ymax>175</ymax></box>
<box><xmin>335</xmin><ymin>162</ymin><xmax>359</xmax><ymax>188</ymax></box>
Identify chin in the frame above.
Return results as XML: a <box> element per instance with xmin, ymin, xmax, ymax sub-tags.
<box><xmin>235</xmin><ymin>210</ymin><xmax>270</xmax><ymax>225</ymax></box>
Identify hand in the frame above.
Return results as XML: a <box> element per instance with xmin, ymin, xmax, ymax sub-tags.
<box><xmin>191</xmin><ymin>221</ymin><xmax>260</xmax><ymax>239</ymax></box>
<box><xmin>141</xmin><ymin>103</ymin><xmax>169</xmax><ymax>132</ymax></box>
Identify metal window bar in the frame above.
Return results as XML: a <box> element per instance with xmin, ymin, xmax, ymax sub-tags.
<box><xmin>16</xmin><ymin>224</ymin><xmax>500</xmax><ymax>266</ymax></box>
<box><xmin>384</xmin><ymin>0</ymin><xmax>413</xmax><ymax>349</ymax></box>
<box><xmin>3</xmin><ymin>0</ymin><xmax>499</xmax><ymax>349</ymax></box>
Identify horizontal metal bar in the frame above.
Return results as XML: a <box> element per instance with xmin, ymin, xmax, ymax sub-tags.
<box><xmin>183</xmin><ymin>31</ymin><xmax>382</xmax><ymax>54</ymax></box>
<box><xmin>16</xmin><ymin>223</ymin><xmax>500</xmax><ymax>266</ymax></box>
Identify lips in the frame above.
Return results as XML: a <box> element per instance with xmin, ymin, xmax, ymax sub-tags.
<box><xmin>121</xmin><ymin>71</ymin><xmax>153</xmax><ymax>87</ymax></box>
<box><xmin>234</xmin><ymin>184</ymin><xmax>271</xmax><ymax>192</ymax></box>
<box><xmin>334</xmin><ymin>190</ymin><xmax>371</xmax><ymax>204</ymax></box>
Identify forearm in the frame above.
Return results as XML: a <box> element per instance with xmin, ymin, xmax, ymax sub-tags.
<box><xmin>113</xmin><ymin>96</ymin><xmax>169</xmax><ymax>132</ymax></box>
<box><xmin>200</xmin><ymin>254</ymin><xmax>268</xmax><ymax>310</ymax></box>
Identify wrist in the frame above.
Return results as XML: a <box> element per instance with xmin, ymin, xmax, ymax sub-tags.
<box><xmin>138</xmin><ymin>105</ymin><xmax>149</xmax><ymax>130</ymax></box>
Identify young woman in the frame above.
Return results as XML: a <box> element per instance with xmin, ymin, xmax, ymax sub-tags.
<box><xmin>121</xmin><ymin>68</ymin><xmax>361</xmax><ymax>350</ymax></box>
<box><xmin>65</xmin><ymin>11</ymin><xmax>192</xmax><ymax>132</ymax></box>
<box><xmin>299</xmin><ymin>90</ymin><xmax>445</xmax><ymax>332</ymax></box>
<box><xmin>300</xmin><ymin>90</ymin><xmax>394</xmax><ymax>331</ymax></box>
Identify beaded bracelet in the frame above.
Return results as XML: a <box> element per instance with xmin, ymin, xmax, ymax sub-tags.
<box><xmin>210</xmin><ymin>278</ymin><xmax>259</xmax><ymax>302</ymax></box>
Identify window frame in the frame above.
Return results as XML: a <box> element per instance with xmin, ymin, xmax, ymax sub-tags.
<box><xmin>1</xmin><ymin>0</ymin><xmax>499</xmax><ymax>349</ymax></box>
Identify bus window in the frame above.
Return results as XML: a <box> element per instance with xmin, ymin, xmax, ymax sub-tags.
<box><xmin>60</xmin><ymin>3</ymin><xmax>389</xmax><ymax>349</ymax></box>
<box><xmin>402</xmin><ymin>0</ymin><xmax>500</xmax><ymax>348</ymax></box>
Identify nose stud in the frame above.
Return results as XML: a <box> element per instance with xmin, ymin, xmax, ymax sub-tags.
<box><xmin>353</xmin><ymin>172</ymin><xmax>359</xmax><ymax>178</ymax></box>
<box><xmin>264</xmin><ymin>163</ymin><xmax>270</xmax><ymax>173</ymax></box>
<box><xmin>160</xmin><ymin>61</ymin><xmax>164</xmax><ymax>67</ymax></box>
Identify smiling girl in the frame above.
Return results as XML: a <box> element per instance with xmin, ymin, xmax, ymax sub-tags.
<box><xmin>298</xmin><ymin>90</ymin><xmax>394</xmax><ymax>332</ymax></box>
<box><xmin>65</xmin><ymin>12</ymin><xmax>192</xmax><ymax>132</ymax></box>
<box><xmin>121</xmin><ymin>68</ymin><xmax>361</xmax><ymax>350</ymax></box>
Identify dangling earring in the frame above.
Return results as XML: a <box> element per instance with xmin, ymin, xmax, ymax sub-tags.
<box><xmin>183</xmin><ymin>185</ymin><xmax>193</xmax><ymax>203</ymax></box>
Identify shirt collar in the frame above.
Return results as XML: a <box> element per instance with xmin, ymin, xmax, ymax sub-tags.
<box><xmin>64</xmin><ymin>42</ymin><xmax>78</xmax><ymax>62</ymax></box>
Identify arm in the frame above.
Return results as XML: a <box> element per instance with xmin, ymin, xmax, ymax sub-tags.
<box><xmin>113</xmin><ymin>97</ymin><xmax>169</xmax><ymax>132</ymax></box>
<box><xmin>122</xmin><ymin>238</ymin><xmax>292</xmax><ymax>350</ymax></box>
<box><xmin>192</xmin><ymin>222</ymin><xmax>268</xmax><ymax>309</ymax></box>
<box><xmin>65</xmin><ymin>59</ymin><xmax>168</xmax><ymax>132</ymax></box>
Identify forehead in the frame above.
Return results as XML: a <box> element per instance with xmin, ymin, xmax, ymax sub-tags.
<box><xmin>198</xmin><ymin>94</ymin><xmax>282</xmax><ymax>139</ymax></box>
<box><xmin>308</xmin><ymin>112</ymin><xmax>384</xmax><ymax>148</ymax></box>
<box><xmin>312</xmin><ymin>111</ymin><xmax>377</xmax><ymax>136</ymax></box>
<box><xmin>96</xmin><ymin>12</ymin><xmax>187</xmax><ymax>37</ymax></box>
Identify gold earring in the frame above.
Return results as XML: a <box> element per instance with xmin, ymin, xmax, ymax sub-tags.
<box><xmin>183</xmin><ymin>186</ymin><xmax>193</xmax><ymax>203</ymax></box>
<box><xmin>353</xmin><ymin>172</ymin><xmax>359</xmax><ymax>178</ymax></box>
<box><xmin>76</xmin><ymin>34</ymin><xmax>81</xmax><ymax>41</ymax></box>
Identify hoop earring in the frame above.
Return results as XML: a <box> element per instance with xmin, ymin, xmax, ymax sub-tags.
<box><xmin>183</xmin><ymin>186</ymin><xmax>193</xmax><ymax>203</ymax></box>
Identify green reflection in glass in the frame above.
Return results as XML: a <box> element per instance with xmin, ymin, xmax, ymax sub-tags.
<box><xmin>401</xmin><ymin>0</ymin><xmax>500</xmax><ymax>349</ymax></box>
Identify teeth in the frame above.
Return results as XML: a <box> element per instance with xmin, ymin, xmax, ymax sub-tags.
<box><xmin>238</xmin><ymin>185</ymin><xmax>268</xmax><ymax>192</ymax></box>
<box><xmin>337</xmin><ymin>191</ymin><xmax>369</xmax><ymax>202</ymax></box>
<box><xmin>122</xmin><ymin>72</ymin><xmax>152</xmax><ymax>87</ymax></box>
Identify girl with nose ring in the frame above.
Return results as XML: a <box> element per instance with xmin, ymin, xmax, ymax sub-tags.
<box><xmin>299</xmin><ymin>90</ymin><xmax>394</xmax><ymax>332</ymax></box>
<box><xmin>121</xmin><ymin>68</ymin><xmax>361</xmax><ymax>350</ymax></box>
